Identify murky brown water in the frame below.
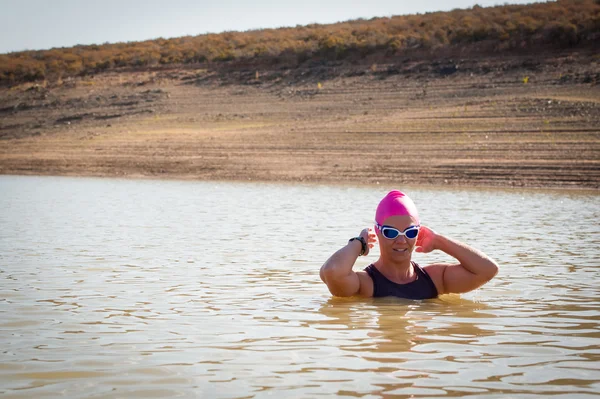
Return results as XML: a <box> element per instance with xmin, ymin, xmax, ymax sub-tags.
<box><xmin>1</xmin><ymin>176</ymin><xmax>599</xmax><ymax>398</ymax></box>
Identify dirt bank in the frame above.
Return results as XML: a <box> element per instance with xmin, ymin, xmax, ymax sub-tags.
<box><xmin>1</xmin><ymin>53</ymin><xmax>599</xmax><ymax>189</ymax></box>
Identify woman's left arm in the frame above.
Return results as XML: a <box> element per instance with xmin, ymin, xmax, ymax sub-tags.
<box><xmin>417</xmin><ymin>226</ymin><xmax>499</xmax><ymax>294</ymax></box>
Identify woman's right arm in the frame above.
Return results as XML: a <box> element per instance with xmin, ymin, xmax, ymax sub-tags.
<box><xmin>320</xmin><ymin>228</ymin><xmax>374</xmax><ymax>297</ymax></box>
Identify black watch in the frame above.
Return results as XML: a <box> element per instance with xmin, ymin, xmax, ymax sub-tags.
<box><xmin>349</xmin><ymin>236</ymin><xmax>367</xmax><ymax>256</ymax></box>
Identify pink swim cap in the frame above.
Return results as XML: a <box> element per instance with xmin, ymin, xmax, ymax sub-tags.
<box><xmin>375</xmin><ymin>190</ymin><xmax>420</xmax><ymax>226</ymax></box>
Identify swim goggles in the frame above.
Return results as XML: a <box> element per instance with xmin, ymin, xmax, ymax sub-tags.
<box><xmin>375</xmin><ymin>223</ymin><xmax>420</xmax><ymax>240</ymax></box>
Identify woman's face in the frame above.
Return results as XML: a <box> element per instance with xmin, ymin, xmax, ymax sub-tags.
<box><xmin>376</xmin><ymin>215</ymin><xmax>419</xmax><ymax>263</ymax></box>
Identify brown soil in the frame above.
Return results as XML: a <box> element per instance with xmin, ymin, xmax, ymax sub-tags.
<box><xmin>1</xmin><ymin>52</ymin><xmax>599</xmax><ymax>189</ymax></box>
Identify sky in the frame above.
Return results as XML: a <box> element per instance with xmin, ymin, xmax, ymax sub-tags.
<box><xmin>0</xmin><ymin>0</ymin><xmax>549</xmax><ymax>54</ymax></box>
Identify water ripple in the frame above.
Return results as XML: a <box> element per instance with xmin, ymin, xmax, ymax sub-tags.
<box><xmin>0</xmin><ymin>176</ymin><xmax>598</xmax><ymax>398</ymax></box>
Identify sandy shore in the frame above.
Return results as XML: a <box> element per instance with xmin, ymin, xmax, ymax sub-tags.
<box><xmin>1</xmin><ymin>54</ymin><xmax>599</xmax><ymax>189</ymax></box>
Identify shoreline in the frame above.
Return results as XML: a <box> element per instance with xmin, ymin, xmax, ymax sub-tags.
<box><xmin>2</xmin><ymin>172</ymin><xmax>598</xmax><ymax>195</ymax></box>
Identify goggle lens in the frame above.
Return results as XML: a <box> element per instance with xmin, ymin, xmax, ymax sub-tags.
<box><xmin>405</xmin><ymin>228</ymin><xmax>419</xmax><ymax>239</ymax></box>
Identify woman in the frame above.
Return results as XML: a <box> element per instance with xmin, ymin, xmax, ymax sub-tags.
<box><xmin>320</xmin><ymin>190</ymin><xmax>498</xmax><ymax>298</ymax></box>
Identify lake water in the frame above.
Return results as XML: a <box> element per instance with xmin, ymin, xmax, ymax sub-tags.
<box><xmin>0</xmin><ymin>175</ymin><xmax>599</xmax><ymax>398</ymax></box>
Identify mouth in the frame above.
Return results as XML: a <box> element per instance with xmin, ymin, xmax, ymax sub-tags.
<box><xmin>393</xmin><ymin>248</ymin><xmax>408</xmax><ymax>253</ymax></box>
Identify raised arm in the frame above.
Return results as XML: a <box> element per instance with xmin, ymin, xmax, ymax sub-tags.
<box><xmin>417</xmin><ymin>226</ymin><xmax>498</xmax><ymax>295</ymax></box>
<box><xmin>320</xmin><ymin>228</ymin><xmax>374</xmax><ymax>297</ymax></box>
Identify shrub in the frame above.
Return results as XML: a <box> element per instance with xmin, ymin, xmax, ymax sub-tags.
<box><xmin>0</xmin><ymin>0</ymin><xmax>598</xmax><ymax>85</ymax></box>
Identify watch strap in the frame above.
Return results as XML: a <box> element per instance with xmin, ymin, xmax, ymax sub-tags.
<box><xmin>349</xmin><ymin>236</ymin><xmax>367</xmax><ymax>256</ymax></box>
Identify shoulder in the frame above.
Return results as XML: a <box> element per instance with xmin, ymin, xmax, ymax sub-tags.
<box><xmin>422</xmin><ymin>263</ymin><xmax>451</xmax><ymax>295</ymax></box>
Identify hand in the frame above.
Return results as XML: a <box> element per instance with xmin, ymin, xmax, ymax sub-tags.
<box><xmin>415</xmin><ymin>225</ymin><xmax>438</xmax><ymax>253</ymax></box>
<box><xmin>359</xmin><ymin>227</ymin><xmax>377</xmax><ymax>256</ymax></box>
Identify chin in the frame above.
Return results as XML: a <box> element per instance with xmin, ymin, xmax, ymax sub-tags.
<box><xmin>389</xmin><ymin>249</ymin><xmax>412</xmax><ymax>260</ymax></box>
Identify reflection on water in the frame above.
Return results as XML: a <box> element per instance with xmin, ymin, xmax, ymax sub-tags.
<box><xmin>0</xmin><ymin>175</ymin><xmax>599</xmax><ymax>398</ymax></box>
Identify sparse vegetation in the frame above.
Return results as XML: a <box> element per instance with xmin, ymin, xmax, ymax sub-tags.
<box><xmin>0</xmin><ymin>0</ymin><xmax>599</xmax><ymax>86</ymax></box>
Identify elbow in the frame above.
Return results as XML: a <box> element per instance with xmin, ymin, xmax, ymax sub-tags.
<box><xmin>319</xmin><ymin>263</ymin><xmax>353</xmax><ymax>297</ymax></box>
<box><xmin>319</xmin><ymin>265</ymin><xmax>328</xmax><ymax>284</ymax></box>
<box><xmin>483</xmin><ymin>260</ymin><xmax>499</xmax><ymax>282</ymax></box>
<box><xmin>471</xmin><ymin>260</ymin><xmax>499</xmax><ymax>287</ymax></box>
<box><xmin>319</xmin><ymin>263</ymin><xmax>336</xmax><ymax>284</ymax></box>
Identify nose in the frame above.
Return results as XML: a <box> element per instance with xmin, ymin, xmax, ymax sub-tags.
<box><xmin>393</xmin><ymin>234</ymin><xmax>407</xmax><ymax>243</ymax></box>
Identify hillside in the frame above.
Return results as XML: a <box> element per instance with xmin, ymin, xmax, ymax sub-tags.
<box><xmin>1</xmin><ymin>0</ymin><xmax>599</xmax><ymax>86</ymax></box>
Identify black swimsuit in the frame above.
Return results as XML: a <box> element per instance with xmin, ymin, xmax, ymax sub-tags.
<box><xmin>364</xmin><ymin>262</ymin><xmax>438</xmax><ymax>299</ymax></box>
